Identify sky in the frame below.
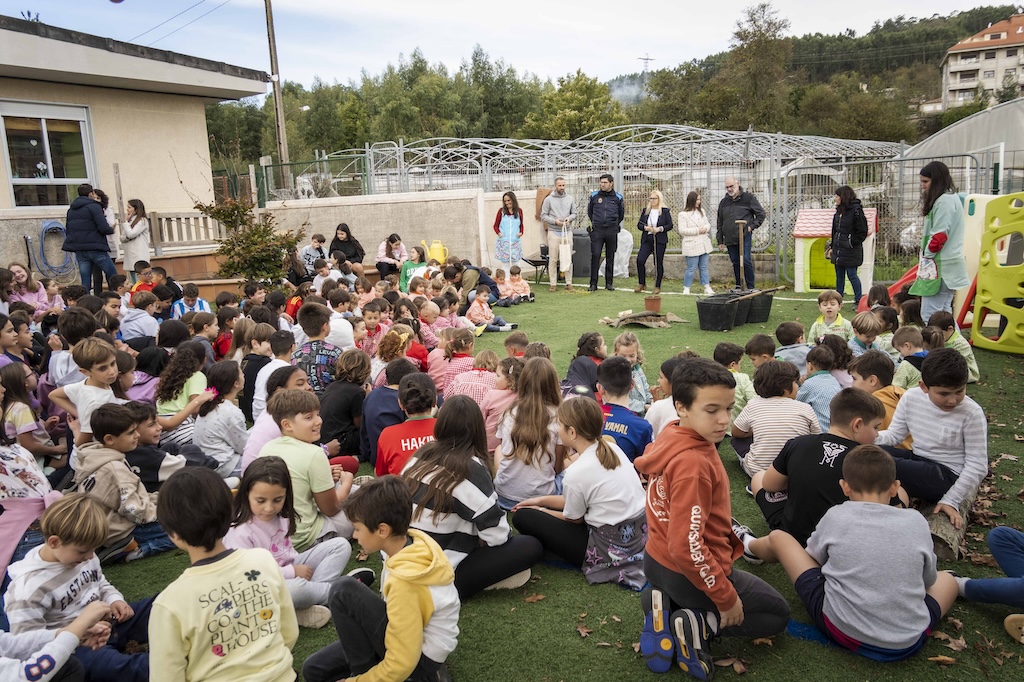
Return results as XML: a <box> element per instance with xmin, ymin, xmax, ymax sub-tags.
<box><xmin>12</xmin><ymin>0</ymin><xmax>994</xmax><ymax>91</ymax></box>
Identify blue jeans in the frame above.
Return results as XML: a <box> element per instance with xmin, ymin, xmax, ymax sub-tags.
<box><xmin>76</xmin><ymin>250</ymin><xmax>118</xmax><ymax>294</ymax></box>
<box><xmin>964</xmin><ymin>526</ymin><xmax>1024</xmax><ymax>608</ymax></box>
<box><xmin>482</xmin><ymin>315</ymin><xmax>508</xmax><ymax>332</ymax></box>
<box><xmin>0</xmin><ymin>528</ymin><xmax>46</xmax><ymax>631</ymax></box>
<box><xmin>684</xmin><ymin>254</ymin><xmax>710</xmax><ymax>288</ymax></box>
<box><xmin>132</xmin><ymin>521</ymin><xmax>176</xmax><ymax>558</ymax></box>
<box><xmin>834</xmin><ymin>265</ymin><xmax>862</xmax><ymax>303</ymax></box>
<box><xmin>727</xmin><ymin>239</ymin><xmax>754</xmax><ymax>289</ymax></box>
<box><xmin>74</xmin><ymin>597</ymin><xmax>153</xmax><ymax>681</ymax></box>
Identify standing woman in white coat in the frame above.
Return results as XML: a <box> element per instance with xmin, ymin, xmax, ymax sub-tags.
<box><xmin>121</xmin><ymin>199</ymin><xmax>151</xmax><ymax>283</ymax></box>
<box><xmin>677</xmin><ymin>191</ymin><xmax>715</xmax><ymax>295</ymax></box>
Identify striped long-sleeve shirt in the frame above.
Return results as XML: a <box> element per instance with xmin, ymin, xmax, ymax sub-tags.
<box><xmin>404</xmin><ymin>456</ymin><xmax>511</xmax><ymax>569</ymax></box>
<box><xmin>874</xmin><ymin>387</ymin><xmax>988</xmax><ymax>512</ymax></box>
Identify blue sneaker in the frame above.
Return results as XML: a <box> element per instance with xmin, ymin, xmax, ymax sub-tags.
<box><xmin>640</xmin><ymin>588</ymin><xmax>675</xmax><ymax>673</ymax></box>
<box><xmin>673</xmin><ymin>609</ymin><xmax>714</xmax><ymax>680</ymax></box>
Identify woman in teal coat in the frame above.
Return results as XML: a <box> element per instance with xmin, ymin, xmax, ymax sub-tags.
<box><xmin>913</xmin><ymin>161</ymin><xmax>969</xmax><ymax>321</ymax></box>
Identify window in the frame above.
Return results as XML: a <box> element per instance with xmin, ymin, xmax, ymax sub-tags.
<box><xmin>957</xmin><ymin>90</ymin><xmax>975</xmax><ymax>102</ymax></box>
<box><xmin>960</xmin><ymin>71</ymin><xmax>978</xmax><ymax>82</ymax></box>
<box><xmin>988</xmin><ymin>33</ymin><xmax>1004</xmax><ymax>40</ymax></box>
<box><xmin>1</xmin><ymin>102</ymin><xmax>93</xmax><ymax>207</ymax></box>
<box><xmin>985</xmin><ymin>51</ymin><xmax>997</xmax><ymax>59</ymax></box>
<box><xmin>960</xmin><ymin>52</ymin><xmax>979</xmax><ymax>63</ymax></box>
<box><xmin>1007</xmin><ymin>68</ymin><xmax>1018</xmax><ymax>77</ymax></box>
<box><xmin>1008</xmin><ymin>49</ymin><xmax>1019</xmax><ymax>57</ymax></box>
<box><xmin>984</xmin><ymin>70</ymin><xmax>996</xmax><ymax>78</ymax></box>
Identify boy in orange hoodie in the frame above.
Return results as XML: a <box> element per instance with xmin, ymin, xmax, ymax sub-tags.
<box><xmin>636</xmin><ymin>358</ymin><xmax>789</xmax><ymax>679</ymax></box>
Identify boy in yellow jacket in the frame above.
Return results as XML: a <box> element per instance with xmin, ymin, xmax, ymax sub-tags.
<box><xmin>303</xmin><ymin>476</ymin><xmax>460</xmax><ymax>682</ymax></box>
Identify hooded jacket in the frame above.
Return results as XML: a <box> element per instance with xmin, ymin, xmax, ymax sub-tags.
<box><xmin>540</xmin><ymin>190</ymin><xmax>577</xmax><ymax>234</ymax></box>
<box><xmin>634</xmin><ymin>424</ymin><xmax>742</xmax><ymax>612</ymax></box>
<box><xmin>357</xmin><ymin>529</ymin><xmax>460</xmax><ymax>682</ymax></box>
<box><xmin>120</xmin><ymin>307</ymin><xmax>159</xmax><ymax>341</ymax></box>
<box><xmin>63</xmin><ymin>196</ymin><xmax>113</xmax><ymax>253</ymax></box>
<box><xmin>716</xmin><ymin>189</ymin><xmax>766</xmax><ymax>246</ymax></box>
<box><xmin>74</xmin><ymin>441</ymin><xmax>159</xmax><ymax>545</ymax></box>
<box><xmin>830</xmin><ymin>198</ymin><xmax>868</xmax><ymax>267</ymax></box>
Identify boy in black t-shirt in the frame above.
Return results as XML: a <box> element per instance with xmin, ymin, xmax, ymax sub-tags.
<box><xmin>733</xmin><ymin>388</ymin><xmax>893</xmax><ymax>563</ymax></box>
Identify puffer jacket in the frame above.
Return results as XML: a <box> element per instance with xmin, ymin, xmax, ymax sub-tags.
<box><xmin>830</xmin><ymin>199</ymin><xmax>868</xmax><ymax>267</ymax></box>
<box><xmin>63</xmin><ymin>196</ymin><xmax>113</xmax><ymax>252</ymax></box>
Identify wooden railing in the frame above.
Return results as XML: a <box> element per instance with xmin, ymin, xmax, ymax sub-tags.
<box><xmin>149</xmin><ymin>212</ymin><xmax>226</xmax><ymax>256</ymax></box>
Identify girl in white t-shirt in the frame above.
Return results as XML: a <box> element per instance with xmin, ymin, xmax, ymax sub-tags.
<box><xmin>493</xmin><ymin>357</ymin><xmax>564</xmax><ymax>510</ymax></box>
<box><xmin>511</xmin><ymin>396</ymin><xmax>648</xmax><ymax>590</ymax></box>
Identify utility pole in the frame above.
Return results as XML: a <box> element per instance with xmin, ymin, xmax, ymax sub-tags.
<box><xmin>265</xmin><ymin>0</ymin><xmax>289</xmax><ymax>165</ymax></box>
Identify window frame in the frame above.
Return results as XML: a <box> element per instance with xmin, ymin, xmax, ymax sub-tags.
<box><xmin>0</xmin><ymin>99</ymin><xmax>97</xmax><ymax>209</ymax></box>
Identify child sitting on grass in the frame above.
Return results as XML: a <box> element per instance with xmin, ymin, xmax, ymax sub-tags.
<box><xmin>744</xmin><ymin>333</ymin><xmax>775</xmax><ymax>370</ymax></box>
<box><xmin>714</xmin><ymin>342</ymin><xmax>754</xmax><ymax>423</ymax></box>
<box><xmin>120</xmin><ymin>291</ymin><xmax>159</xmax><ymax>342</ymax></box>
<box><xmin>736</xmin><ymin>388</ymin><xmax>888</xmax><ymax>563</ymax></box>
<box><xmin>637</xmin><ymin>359</ymin><xmax>789</xmax><ymax>678</ymax></box>
<box><xmin>302</xmin><ymin>477</ymin><xmax>459</xmax><ymax>682</ymax></box>
<box><xmin>466</xmin><ymin>285</ymin><xmax>517</xmax><ymax>332</ymax></box>
<box><xmin>225</xmin><ymin>456</ymin><xmax>359</xmax><ymax>630</ymax></box>
<box><xmin>770</xmin><ymin>445</ymin><xmax>958</xmax><ymax>661</ymax></box>
<box><xmin>259</xmin><ymin>389</ymin><xmax>355</xmax><ymax>549</ymax></box>
<box><xmin>732</xmin><ymin>361</ymin><xmax>820</xmax><ymax>477</ymax></box>
<box><xmin>807</xmin><ymin>290</ymin><xmax>853</xmax><ymax>343</ymax></box>
<box><xmin>797</xmin><ymin>345</ymin><xmax>843</xmax><ymax>431</ymax></box>
<box><xmin>817</xmin><ymin>333</ymin><xmax>855</xmax><ymax>388</ymax></box>
<box><xmin>513</xmin><ymin>397</ymin><xmax>647</xmax><ymax>590</ymax></box>
<box><xmin>48</xmin><ymin>337</ymin><xmax>121</xmax><ymax>450</ymax></box>
<box><xmin>848</xmin><ymin>350</ymin><xmax>912</xmax><ymax>449</ymax></box>
<box><xmin>481</xmin><ymin>356</ymin><xmax>523</xmax><ymax>451</ymax></box>
<box><xmin>874</xmin><ymin>348</ymin><xmax>987</xmax><ymax>532</ymax></box>
<box><xmin>192</xmin><ymin>360</ymin><xmax>248</xmax><ymax>480</ymax></box>
<box><xmin>292</xmin><ymin>303</ymin><xmax>342</xmax><ymax>397</ymax></box>
<box><xmin>0</xmin><ymin>598</ymin><xmax>110</xmax><ymax>682</ymax></box>
<box><xmin>597</xmin><ymin>356</ymin><xmax>653</xmax><ymax>462</ymax></box>
<box><xmin>122</xmin><ymin>401</ymin><xmax>216</xmax><ymax>492</ymax></box>
<box><xmin>614</xmin><ymin>331</ymin><xmax>653</xmax><ymax>415</ymax></box>
<box><xmin>74</xmin><ymin>404</ymin><xmax>176</xmax><ymax>563</ymax></box>
<box><xmin>6</xmin><ymin>494</ymin><xmax>154</xmax><ymax>680</ymax></box>
<box><xmin>891</xmin><ymin>326</ymin><xmax>928</xmax><ymax>390</ymax></box>
<box><xmin>644</xmin><ymin>356</ymin><xmax>687</xmax><ymax>438</ymax></box>
<box><xmin>150</xmin><ymin>467</ymin><xmax>298</xmax><ymax>681</ymax></box>
<box><xmin>375</xmin><ymin>373</ymin><xmax>437</xmax><ymax>477</ymax></box>
<box><xmin>927</xmin><ymin>310</ymin><xmax>980</xmax><ymax>384</ymax></box>
<box><xmin>188</xmin><ymin>312</ymin><xmax>218</xmax><ymax>370</ymax></box>
<box><xmin>873</xmin><ymin>306</ymin><xmax>901</xmax><ymax>363</ymax></box>
<box><xmin>848</xmin><ymin>310</ymin><xmax>888</xmax><ymax>360</ymax></box>
<box><xmin>774</xmin><ymin>322</ymin><xmax>810</xmax><ymax>375</ymax></box>
<box><xmin>445</xmin><ymin>349</ymin><xmax>499</xmax><ymax>402</ymax></box>
<box><xmin>954</xmin><ymin>525</ymin><xmax>1024</xmax><ymax>643</ymax></box>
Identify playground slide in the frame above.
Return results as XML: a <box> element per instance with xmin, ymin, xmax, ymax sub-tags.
<box><xmin>856</xmin><ymin>265</ymin><xmax>918</xmax><ymax>313</ymax></box>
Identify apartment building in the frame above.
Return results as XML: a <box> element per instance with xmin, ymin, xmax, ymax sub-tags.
<box><xmin>941</xmin><ymin>14</ymin><xmax>1024</xmax><ymax>109</ymax></box>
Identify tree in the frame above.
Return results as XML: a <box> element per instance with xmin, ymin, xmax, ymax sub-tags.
<box><xmin>630</xmin><ymin>63</ymin><xmax>706</xmax><ymax>124</ymax></box>
<box><xmin>519</xmin><ymin>70</ymin><xmax>629</xmax><ymax>140</ymax></box>
<box><xmin>940</xmin><ymin>88</ymin><xmax>988</xmax><ymax>128</ymax></box>
<box><xmin>205</xmin><ymin>98</ymin><xmax>267</xmax><ymax>171</ymax></box>
<box><xmin>198</xmin><ymin>197</ymin><xmax>303</xmax><ymax>284</ymax></box>
<box><xmin>997</xmin><ymin>74</ymin><xmax>1020</xmax><ymax>103</ymax></box>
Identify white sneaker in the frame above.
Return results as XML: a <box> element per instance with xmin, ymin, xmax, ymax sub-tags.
<box><xmin>499</xmin><ymin>324</ymin><xmax>513</xmax><ymax>332</ymax></box>
<box><xmin>485</xmin><ymin>568</ymin><xmax>532</xmax><ymax>590</ymax></box>
<box><xmin>704</xmin><ymin>285</ymin><xmax>715</xmax><ymax>295</ymax></box>
<box><xmin>223</xmin><ymin>476</ymin><xmax>240</xmax><ymax>490</ymax></box>
<box><xmin>296</xmin><ymin>605</ymin><xmax>331</xmax><ymax>629</ymax></box>
<box><xmin>683</xmin><ymin>287</ymin><xmax>690</xmax><ymax>295</ymax></box>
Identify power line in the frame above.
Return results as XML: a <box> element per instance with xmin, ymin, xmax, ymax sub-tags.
<box><xmin>147</xmin><ymin>0</ymin><xmax>234</xmax><ymax>47</ymax></box>
<box><xmin>128</xmin><ymin>0</ymin><xmax>207</xmax><ymax>43</ymax></box>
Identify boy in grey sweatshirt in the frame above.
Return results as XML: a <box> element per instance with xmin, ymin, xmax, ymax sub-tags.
<box><xmin>768</xmin><ymin>445</ymin><xmax>958</xmax><ymax>661</ymax></box>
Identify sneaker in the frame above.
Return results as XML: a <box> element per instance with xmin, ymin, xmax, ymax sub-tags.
<box><xmin>549</xmin><ymin>285</ymin><xmax>557</xmax><ymax>292</ymax></box>
<box><xmin>499</xmin><ymin>324</ymin><xmax>513</xmax><ymax>332</ymax></box>
<box><xmin>352</xmin><ymin>475</ymin><xmax>375</xmax><ymax>487</ymax></box>
<box><xmin>509</xmin><ymin>323</ymin><xmax>518</xmax><ymax>329</ymax></box>
<box><xmin>673</xmin><ymin>609</ymin><xmax>714</xmax><ymax>680</ymax></box>
<box><xmin>528</xmin><ymin>292</ymin><xmax>536</xmax><ymax>301</ymax></box>
<box><xmin>347</xmin><ymin>567</ymin><xmax>376</xmax><ymax>587</ymax></box>
<box><xmin>223</xmin><ymin>476</ymin><xmax>241</xmax><ymax>490</ymax></box>
<box><xmin>485</xmin><ymin>568</ymin><xmax>532</xmax><ymax>591</ymax></box>
<box><xmin>588</xmin><ymin>284</ymin><xmax>598</xmax><ymax>292</ymax></box>
<box><xmin>605</xmin><ymin>285</ymin><xmax>614</xmax><ymax>291</ymax></box>
<box><xmin>950</xmin><ymin>571</ymin><xmax>968</xmax><ymax>598</ymax></box>
<box><xmin>731</xmin><ymin>519</ymin><xmax>763</xmax><ymax>565</ymax></box>
<box><xmin>97</xmin><ymin>537</ymin><xmax>138</xmax><ymax>565</ymax></box>
<box><xmin>436</xmin><ymin>662</ymin><xmax>453</xmax><ymax>682</ymax></box>
<box><xmin>474</xmin><ymin>325</ymin><xmax>486</xmax><ymax>337</ymax></box>
<box><xmin>683</xmin><ymin>287</ymin><xmax>691</xmax><ymax>295</ymax></box>
<box><xmin>564</xmin><ymin>285</ymin><xmax>573</xmax><ymax>292</ymax></box>
<box><xmin>296</xmin><ymin>605</ymin><xmax>332</xmax><ymax>629</ymax></box>
<box><xmin>1005</xmin><ymin>614</ymin><xmax>1024</xmax><ymax>644</ymax></box>
<box><xmin>640</xmin><ymin>588</ymin><xmax>675</xmax><ymax>673</ymax></box>
<box><xmin>704</xmin><ymin>286</ymin><xmax>715</xmax><ymax>296</ymax></box>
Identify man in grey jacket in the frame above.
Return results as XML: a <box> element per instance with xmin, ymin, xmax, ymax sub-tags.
<box><xmin>540</xmin><ymin>177</ymin><xmax>576</xmax><ymax>292</ymax></box>
<box><xmin>717</xmin><ymin>177</ymin><xmax>766</xmax><ymax>289</ymax></box>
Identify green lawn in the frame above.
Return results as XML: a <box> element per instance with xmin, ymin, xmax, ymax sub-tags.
<box><xmin>105</xmin><ymin>278</ymin><xmax>1024</xmax><ymax>681</ymax></box>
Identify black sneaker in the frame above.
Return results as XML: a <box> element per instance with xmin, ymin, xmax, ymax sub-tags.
<box><xmin>672</xmin><ymin>609</ymin><xmax>714</xmax><ymax>680</ymax></box>
<box><xmin>509</xmin><ymin>323</ymin><xmax>518</xmax><ymax>329</ymax></box>
<box><xmin>347</xmin><ymin>567</ymin><xmax>376</xmax><ymax>587</ymax></box>
<box><xmin>588</xmin><ymin>284</ymin><xmax>598</xmax><ymax>292</ymax></box>
<box><xmin>97</xmin><ymin>536</ymin><xmax>138</xmax><ymax>565</ymax></box>
<box><xmin>731</xmin><ymin>519</ymin><xmax>763</xmax><ymax>565</ymax></box>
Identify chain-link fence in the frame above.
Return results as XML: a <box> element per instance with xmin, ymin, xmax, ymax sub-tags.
<box><xmin>264</xmin><ymin>154</ymin><xmax>367</xmax><ymax>202</ymax></box>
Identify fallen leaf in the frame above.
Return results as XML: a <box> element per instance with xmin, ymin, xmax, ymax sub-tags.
<box><xmin>732</xmin><ymin>660</ymin><xmax>748</xmax><ymax>674</ymax></box>
<box><xmin>944</xmin><ymin>636</ymin><xmax>967</xmax><ymax>652</ymax></box>
<box><xmin>1001</xmin><ymin>474</ymin><xmax>1014</xmax><ymax>481</ymax></box>
<box><xmin>595</xmin><ymin>642</ymin><xmax>613</xmax><ymax>647</ymax></box>
<box><xmin>928</xmin><ymin>655</ymin><xmax>957</xmax><ymax>665</ymax></box>
<box><xmin>578</xmin><ymin>612</ymin><xmax>587</xmax><ymax>620</ymax></box>
<box><xmin>524</xmin><ymin>593</ymin><xmax>545</xmax><ymax>603</ymax></box>
<box><xmin>510</xmin><ymin>607</ymin><xmax>516</xmax><ymax>612</ymax></box>
<box><xmin>1014</xmin><ymin>434</ymin><xmax>1023</xmax><ymax>441</ymax></box>
<box><xmin>751</xmin><ymin>637</ymin><xmax>773</xmax><ymax>647</ymax></box>
<box><xmin>931</xmin><ymin>631</ymin><xmax>951</xmax><ymax>641</ymax></box>
<box><xmin>612</xmin><ymin>615</ymin><xmax>622</xmax><ymax>623</ymax></box>
<box><xmin>577</xmin><ymin>625</ymin><xmax>592</xmax><ymax>638</ymax></box>
<box><xmin>632</xmin><ymin>642</ymin><xmax>641</xmax><ymax>653</ymax></box>
<box><xmin>714</xmin><ymin>658</ymin><xmax>737</xmax><ymax>668</ymax></box>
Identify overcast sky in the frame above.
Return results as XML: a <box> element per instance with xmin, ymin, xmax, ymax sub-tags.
<box><xmin>17</xmin><ymin>0</ymin><xmax>990</xmax><ymax>89</ymax></box>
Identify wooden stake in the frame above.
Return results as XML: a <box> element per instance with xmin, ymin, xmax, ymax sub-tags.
<box><xmin>736</xmin><ymin>220</ymin><xmax>747</xmax><ymax>291</ymax></box>
<box><xmin>113</xmin><ymin>163</ymin><xmax>125</xmax><ymax>222</ymax></box>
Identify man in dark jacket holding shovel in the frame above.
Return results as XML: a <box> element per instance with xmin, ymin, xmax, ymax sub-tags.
<box><xmin>64</xmin><ymin>183</ymin><xmax>117</xmax><ymax>293</ymax></box>
<box><xmin>717</xmin><ymin>177</ymin><xmax>765</xmax><ymax>290</ymax></box>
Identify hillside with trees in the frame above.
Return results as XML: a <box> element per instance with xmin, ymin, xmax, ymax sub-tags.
<box><xmin>206</xmin><ymin>3</ymin><xmax>1020</xmax><ymax>171</ymax></box>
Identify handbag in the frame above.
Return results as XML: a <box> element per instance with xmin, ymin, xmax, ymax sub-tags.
<box><xmin>559</xmin><ymin>230</ymin><xmax>573</xmax><ymax>273</ymax></box>
<box><xmin>909</xmin><ymin>212</ymin><xmax>942</xmax><ymax>297</ymax></box>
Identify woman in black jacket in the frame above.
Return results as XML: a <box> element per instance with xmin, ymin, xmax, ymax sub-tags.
<box><xmin>634</xmin><ymin>189</ymin><xmax>673</xmax><ymax>294</ymax></box>
<box><xmin>829</xmin><ymin>185</ymin><xmax>869</xmax><ymax>305</ymax></box>
<box><xmin>328</xmin><ymin>223</ymin><xmax>366</xmax><ymax>277</ymax></box>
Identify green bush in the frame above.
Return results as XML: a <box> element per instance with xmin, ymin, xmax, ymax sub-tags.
<box><xmin>195</xmin><ymin>198</ymin><xmax>303</xmax><ymax>285</ymax></box>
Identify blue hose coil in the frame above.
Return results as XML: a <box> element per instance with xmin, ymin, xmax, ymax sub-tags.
<box><xmin>36</xmin><ymin>220</ymin><xmax>78</xmax><ymax>279</ymax></box>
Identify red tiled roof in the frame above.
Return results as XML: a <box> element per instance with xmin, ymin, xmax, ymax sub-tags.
<box><xmin>947</xmin><ymin>14</ymin><xmax>1024</xmax><ymax>53</ymax></box>
<box><xmin>794</xmin><ymin>208</ymin><xmax>878</xmax><ymax>238</ymax></box>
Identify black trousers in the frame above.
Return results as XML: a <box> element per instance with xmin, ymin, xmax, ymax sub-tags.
<box><xmin>455</xmin><ymin>534</ymin><xmax>544</xmax><ymax>600</ymax></box>
<box><xmin>589</xmin><ymin>227</ymin><xmax>618</xmax><ymax>287</ymax></box>
<box><xmin>512</xmin><ymin>508</ymin><xmax>589</xmax><ymax>567</ymax></box>
<box><xmin>636</xmin><ymin>237</ymin><xmax>667</xmax><ymax>287</ymax></box>
<box><xmin>376</xmin><ymin>261</ymin><xmax>400</xmax><ymax>280</ymax></box>
<box><xmin>881</xmin><ymin>447</ymin><xmax>959</xmax><ymax>503</ymax></box>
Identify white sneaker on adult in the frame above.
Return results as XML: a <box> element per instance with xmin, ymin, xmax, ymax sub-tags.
<box><xmin>704</xmin><ymin>285</ymin><xmax>715</xmax><ymax>295</ymax></box>
<box><xmin>682</xmin><ymin>287</ymin><xmax>690</xmax><ymax>295</ymax></box>
<box><xmin>296</xmin><ymin>605</ymin><xmax>331</xmax><ymax>629</ymax></box>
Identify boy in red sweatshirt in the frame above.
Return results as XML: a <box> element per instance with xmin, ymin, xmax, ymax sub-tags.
<box><xmin>635</xmin><ymin>358</ymin><xmax>789</xmax><ymax>679</ymax></box>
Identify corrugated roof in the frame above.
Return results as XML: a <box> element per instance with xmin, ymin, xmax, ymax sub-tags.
<box><xmin>947</xmin><ymin>14</ymin><xmax>1024</xmax><ymax>53</ymax></box>
<box><xmin>794</xmin><ymin>208</ymin><xmax>878</xmax><ymax>238</ymax></box>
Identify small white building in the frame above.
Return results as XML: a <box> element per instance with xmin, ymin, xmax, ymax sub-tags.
<box><xmin>941</xmin><ymin>14</ymin><xmax>1024</xmax><ymax>110</ymax></box>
